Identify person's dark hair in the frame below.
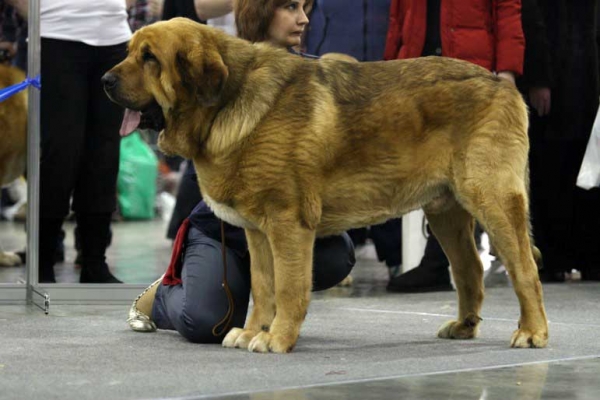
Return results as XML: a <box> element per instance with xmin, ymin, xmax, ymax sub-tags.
<box><xmin>234</xmin><ymin>0</ymin><xmax>314</xmax><ymax>43</ymax></box>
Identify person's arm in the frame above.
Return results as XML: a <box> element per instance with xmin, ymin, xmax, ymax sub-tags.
<box><xmin>520</xmin><ymin>0</ymin><xmax>552</xmax><ymax>116</ymax></box>
<box><xmin>1</xmin><ymin>4</ymin><xmax>18</xmax><ymax>61</ymax></box>
<box><xmin>194</xmin><ymin>0</ymin><xmax>232</xmax><ymax>20</ymax></box>
<box><xmin>148</xmin><ymin>0</ymin><xmax>164</xmax><ymax>20</ymax></box>
<box><xmin>161</xmin><ymin>0</ymin><xmax>175</xmax><ymax>20</ymax></box>
<box><xmin>494</xmin><ymin>0</ymin><xmax>525</xmax><ymax>78</ymax></box>
<box><xmin>5</xmin><ymin>0</ymin><xmax>27</xmax><ymax>18</ymax></box>
<box><xmin>383</xmin><ymin>0</ymin><xmax>409</xmax><ymax>60</ymax></box>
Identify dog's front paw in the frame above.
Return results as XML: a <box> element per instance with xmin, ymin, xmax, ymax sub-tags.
<box><xmin>223</xmin><ymin>328</ymin><xmax>258</xmax><ymax>349</ymax></box>
<box><xmin>247</xmin><ymin>331</ymin><xmax>296</xmax><ymax>354</ymax></box>
<box><xmin>268</xmin><ymin>333</ymin><xmax>297</xmax><ymax>353</ymax></box>
<box><xmin>437</xmin><ymin>317</ymin><xmax>480</xmax><ymax>340</ymax></box>
<box><xmin>248</xmin><ymin>331</ymin><xmax>272</xmax><ymax>353</ymax></box>
<box><xmin>510</xmin><ymin>328</ymin><xmax>548</xmax><ymax>348</ymax></box>
<box><xmin>0</xmin><ymin>252</ymin><xmax>22</xmax><ymax>267</ymax></box>
<box><xmin>222</xmin><ymin>327</ymin><xmax>244</xmax><ymax>348</ymax></box>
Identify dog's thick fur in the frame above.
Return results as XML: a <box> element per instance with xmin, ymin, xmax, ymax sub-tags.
<box><xmin>0</xmin><ymin>63</ymin><xmax>27</xmax><ymax>266</ymax></box>
<box><xmin>105</xmin><ymin>18</ymin><xmax>548</xmax><ymax>353</ymax></box>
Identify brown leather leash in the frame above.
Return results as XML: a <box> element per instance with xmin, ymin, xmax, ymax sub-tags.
<box><xmin>211</xmin><ymin>220</ymin><xmax>235</xmax><ymax>337</ymax></box>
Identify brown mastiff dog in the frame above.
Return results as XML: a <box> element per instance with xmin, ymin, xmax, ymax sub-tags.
<box><xmin>103</xmin><ymin>18</ymin><xmax>548</xmax><ymax>353</ymax></box>
<box><xmin>0</xmin><ymin>63</ymin><xmax>27</xmax><ymax>266</ymax></box>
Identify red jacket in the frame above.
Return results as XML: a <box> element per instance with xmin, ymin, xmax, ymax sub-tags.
<box><xmin>384</xmin><ymin>0</ymin><xmax>524</xmax><ymax>75</ymax></box>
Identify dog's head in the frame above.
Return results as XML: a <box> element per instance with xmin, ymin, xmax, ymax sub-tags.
<box><xmin>103</xmin><ymin>18</ymin><xmax>229</xmax><ymax>158</ymax></box>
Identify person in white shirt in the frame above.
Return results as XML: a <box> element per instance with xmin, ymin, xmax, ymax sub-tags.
<box><xmin>38</xmin><ymin>1</ymin><xmax>133</xmax><ymax>283</ymax></box>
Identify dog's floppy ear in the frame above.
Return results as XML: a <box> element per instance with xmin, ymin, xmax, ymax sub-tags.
<box><xmin>176</xmin><ymin>46</ymin><xmax>229</xmax><ymax>106</ymax></box>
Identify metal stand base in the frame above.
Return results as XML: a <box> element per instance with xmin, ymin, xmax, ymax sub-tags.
<box><xmin>31</xmin><ymin>287</ymin><xmax>50</xmax><ymax>314</ymax></box>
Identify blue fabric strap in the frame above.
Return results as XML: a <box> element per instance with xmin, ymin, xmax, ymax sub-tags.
<box><xmin>0</xmin><ymin>75</ymin><xmax>41</xmax><ymax>102</ymax></box>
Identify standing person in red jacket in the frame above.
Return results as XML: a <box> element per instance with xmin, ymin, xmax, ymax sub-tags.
<box><xmin>384</xmin><ymin>0</ymin><xmax>525</xmax><ymax>293</ymax></box>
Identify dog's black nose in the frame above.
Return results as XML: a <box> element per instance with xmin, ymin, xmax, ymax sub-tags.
<box><xmin>101</xmin><ymin>72</ymin><xmax>118</xmax><ymax>89</ymax></box>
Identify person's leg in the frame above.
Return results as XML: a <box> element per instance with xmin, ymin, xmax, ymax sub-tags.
<box><xmin>73</xmin><ymin>43</ymin><xmax>127</xmax><ymax>283</ymax></box>
<box><xmin>76</xmin><ymin>213</ymin><xmax>121</xmax><ymax>283</ymax></box>
<box><xmin>387</xmin><ymin>225</ymin><xmax>452</xmax><ymax>292</ymax></box>
<box><xmin>528</xmin><ymin>123</ymin><xmax>579</xmax><ymax>282</ymax></box>
<box><xmin>369</xmin><ymin>219</ymin><xmax>402</xmax><ymax>277</ymax></box>
<box><xmin>346</xmin><ymin>228</ymin><xmax>368</xmax><ymax>247</ymax></box>
<box><xmin>151</xmin><ymin>226</ymin><xmax>251</xmax><ymax>343</ymax></box>
<box><xmin>572</xmin><ymin>138</ymin><xmax>600</xmax><ymax>280</ymax></box>
<box><xmin>167</xmin><ymin>161</ymin><xmax>202</xmax><ymax>240</ymax></box>
<box><xmin>311</xmin><ymin>232</ymin><xmax>356</xmax><ymax>291</ymax></box>
<box><xmin>39</xmin><ymin>39</ymin><xmax>90</xmax><ymax>282</ymax></box>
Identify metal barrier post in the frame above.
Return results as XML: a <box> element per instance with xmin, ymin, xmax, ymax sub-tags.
<box><xmin>26</xmin><ymin>0</ymin><xmax>43</xmax><ymax>308</ymax></box>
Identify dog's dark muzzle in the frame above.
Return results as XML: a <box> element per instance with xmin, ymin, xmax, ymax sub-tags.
<box><xmin>101</xmin><ymin>72</ymin><xmax>119</xmax><ymax>97</ymax></box>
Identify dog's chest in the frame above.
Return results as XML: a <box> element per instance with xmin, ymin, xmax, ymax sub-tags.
<box><xmin>203</xmin><ymin>194</ymin><xmax>256</xmax><ymax>229</ymax></box>
<box><xmin>1</xmin><ymin>155</ymin><xmax>26</xmax><ymax>186</ymax></box>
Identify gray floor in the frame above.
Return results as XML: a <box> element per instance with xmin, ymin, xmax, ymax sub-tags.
<box><xmin>0</xmin><ymin>219</ymin><xmax>171</xmax><ymax>284</ymax></box>
<box><xmin>1</xmin><ymin>219</ymin><xmax>600</xmax><ymax>399</ymax></box>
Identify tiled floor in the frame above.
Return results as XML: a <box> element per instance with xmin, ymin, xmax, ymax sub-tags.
<box><xmin>218</xmin><ymin>358</ymin><xmax>600</xmax><ymax>400</ymax></box>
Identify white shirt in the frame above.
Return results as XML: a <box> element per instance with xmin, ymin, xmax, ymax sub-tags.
<box><xmin>41</xmin><ymin>0</ymin><xmax>131</xmax><ymax>46</ymax></box>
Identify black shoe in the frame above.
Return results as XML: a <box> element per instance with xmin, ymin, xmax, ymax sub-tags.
<box><xmin>80</xmin><ymin>263</ymin><xmax>123</xmax><ymax>283</ymax></box>
<box><xmin>538</xmin><ymin>269</ymin><xmax>565</xmax><ymax>283</ymax></box>
<box><xmin>387</xmin><ymin>263</ymin><xmax>453</xmax><ymax>293</ymax></box>
<box><xmin>16</xmin><ymin>250</ymin><xmax>26</xmax><ymax>264</ymax></box>
<box><xmin>581</xmin><ymin>269</ymin><xmax>600</xmax><ymax>281</ymax></box>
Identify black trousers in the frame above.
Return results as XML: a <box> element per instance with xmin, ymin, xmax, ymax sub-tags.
<box><xmin>40</xmin><ymin>38</ymin><xmax>126</xmax><ymax>218</ymax></box>
<box><xmin>39</xmin><ymin>39</ymin><xmax>127</xmax><ymax>281</ymax></box>
<box><xmin>348</xmin><ymin>219</ymin><xmax>403</xmax><ymax>267</ymax></box>
<box><xmin>529</xmin><ymin>131</ymin><xmax>600</xmax><ymax>273</ymax></box>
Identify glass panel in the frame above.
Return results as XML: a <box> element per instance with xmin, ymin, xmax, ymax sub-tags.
<box><xmin>0</xmin><ymin>54</ymin><xmax>28</xmax><ymax>284</ymax></box>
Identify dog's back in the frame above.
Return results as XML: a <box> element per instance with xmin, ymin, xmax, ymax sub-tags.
<box><xmin>245</xmin><ymin>54</ymin><xmax>529</xmax><ymax>234</ymax></box>
<box><xmin>190</xmin><ymin>38</ymin><xmax>529</xmax><ymax>235</ymax></box>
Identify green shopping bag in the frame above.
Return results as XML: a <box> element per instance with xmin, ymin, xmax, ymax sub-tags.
<box><xmin>117</xmin><ymin>131</ymin><xmax>158</xmax><ymax>219</ymax></box>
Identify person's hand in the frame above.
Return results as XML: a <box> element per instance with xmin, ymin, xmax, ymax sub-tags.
<box><xmin>528</xmin><ymin>87</ymin><xmax>551</xmax><ymax>117</ymax></box>
<box><xmin>148</xmin><ymin>0</ymin><xmax>164</xmax><ymax>19</ymax></box>
<box><xmin>194</xmin><ymin>0</ymin><xmax>233</xmax><ymax>20</ymax></box>
<box><xmin>0</xmin><ymin>42</ymin><xmax>17</xmax><ymax>64</ymax></box>
<box><xmin>497</xmin><ymin>71</ymin><xmax>516</xmax><ymax>86</ymax></box>
<box><xmin>5</xmin><ymin>0</ymin><xmax>28</xmax><ymax>17</ymax></box>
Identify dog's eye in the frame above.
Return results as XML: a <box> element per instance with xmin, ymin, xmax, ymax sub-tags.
<box><xmin>142</xmin><ymin>50</ymin><xmax>157</xmax><ymax>63</ymax></box>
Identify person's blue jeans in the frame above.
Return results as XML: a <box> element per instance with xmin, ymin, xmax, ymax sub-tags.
<box><xmin>152</xmin><ymin>227</ymin><xmax>355</xmax><ymax>343</ymax></box>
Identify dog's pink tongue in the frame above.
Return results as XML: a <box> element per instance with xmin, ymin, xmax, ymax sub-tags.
<box><xmin>119</xmin><ymin>109</ymin><xmax>141</xmax><ymax>136</ymax></box>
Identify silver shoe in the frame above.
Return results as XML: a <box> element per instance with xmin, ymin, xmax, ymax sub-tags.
<box><xmin>127</xmin><ymin>276</ymin><xmax>163</xmax><ymax>332</ymax></box>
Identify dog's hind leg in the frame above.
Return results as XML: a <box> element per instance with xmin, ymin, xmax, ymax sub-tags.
<box><xmin>457</xmin><ymin>175</ymin><xmax>548</xmax><ymax>348</ymax></box>
<box><xmin>425</xmin><ymin>199</ymin><xmax>484</xmax><ymax>340</ymax></box>
<box><xmin>247</xmin><ymin>223</ymin><xmax>315</xmax><ymax>353</ymax></box>
<box><xmin>222</xmin><ymin>228</ymin><xmax>276</xmax><ymax>350</ymax></box>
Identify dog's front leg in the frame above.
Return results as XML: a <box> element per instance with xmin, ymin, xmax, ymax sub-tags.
<box><xmin>247</xmin><ymin>223</ymin><xmax>315</xmax><ymax>354</ymax></box>
<box><xmin>223</xmin><ymin>228</ymin><xmax>275</xmax><ymax>349</ymax></box>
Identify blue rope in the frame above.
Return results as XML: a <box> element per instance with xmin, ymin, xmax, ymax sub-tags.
<box><xmin>0</xmin><ymin>75</ymin><xmax>41</xmax><ymax>102</ymax></box>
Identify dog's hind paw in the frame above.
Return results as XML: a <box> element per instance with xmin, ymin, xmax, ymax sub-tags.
<box><xmin>510</xmin><ymin>328</ymin><xmax>548</xmax><ymax>348</ymax></box>
<box><xmin>437</xmin><ymin>318</ymin><xmax>480</xmax><ymax>340</ymax></box>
